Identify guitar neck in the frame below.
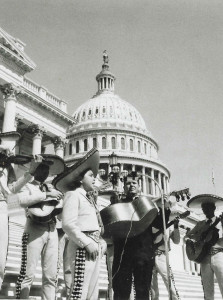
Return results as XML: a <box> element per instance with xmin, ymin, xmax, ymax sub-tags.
<box><xmin>153</xmin><ymin>220</ymin><xmax>175</xmax><ymax>239</ymax></box>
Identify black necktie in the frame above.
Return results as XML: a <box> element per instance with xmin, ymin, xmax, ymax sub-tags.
<box><xmin>206</xmin><ymin>218</ymin><xmax>212</xmax><ymax>225</ymax></box>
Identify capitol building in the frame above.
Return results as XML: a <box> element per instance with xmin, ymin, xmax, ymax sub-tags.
<box><xmin>0</xmin><ymin>26</ymin><xmax>221</xmax><ymax>299</ymax></box>
<box><xmin>66</xmin><ymin>52</ymin><xmax>170</xmax><ymax>199</ymax></box>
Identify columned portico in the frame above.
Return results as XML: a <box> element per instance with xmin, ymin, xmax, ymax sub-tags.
<box><xmin>27</xmin><ymin>124</ymin><xmax>46</xmax><ymax>155</ymax></box>
<box><xmin>53</xmin><ymin>136</ymin><xmax>67</xmax><ymax>158</ymax></box>
<box><xmin>0</xmin><ymin>83</ymin><xmax>21</xmax><ymax>150</ymax></box>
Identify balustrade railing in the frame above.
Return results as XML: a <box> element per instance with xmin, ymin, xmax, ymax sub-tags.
<box><xmin>23</xmin><ymin>77</ymin><xmax>67</xmax><ymax>112</ymax></box>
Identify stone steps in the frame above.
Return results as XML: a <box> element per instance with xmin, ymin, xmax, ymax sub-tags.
<box><xmin>0</xmin><ymin>221</ymin><xmax>222</xmax><ymax>299</ymax></box>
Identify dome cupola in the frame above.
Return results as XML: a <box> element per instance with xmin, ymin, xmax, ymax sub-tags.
<box><xmin>95</xmin><ymin>50</ymin><xmax>116</xmax><ymax>95</ymax></box>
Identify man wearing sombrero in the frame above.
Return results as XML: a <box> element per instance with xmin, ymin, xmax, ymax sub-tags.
<box><xmin>15</xmin><ymin>154</ymin><xmax>65</xmax><ymax>300</ymax></box>
<box><xmin>186</xmin><ymin>194</ymin><xmax>223</xmax><ymax>299</ymax></box>
<box><xmin>0</xmin><ymin>131</ymin><xmax>52</xmax><ymax>291</ymax></box>
<box><xmin>53</xmin><ymin>148</ymin><xmax>107</xmax><ymax>300</ymax></box>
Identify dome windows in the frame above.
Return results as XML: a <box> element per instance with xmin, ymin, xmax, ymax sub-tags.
<box><xmin>121</xmin><ymin>137</ymin><xmax>125</xmax><ymax>150</ymax></box>
<box><xmin>138</xmin><ymin>141</ymin><xmax>141</xmax><ymax>153</ymax></box>
<box><xmin>93</xmin><ymin>137</ymin><xmax>97</xmax><ymax>148</ymax></box>
<box><xmin>69</xmin><ymin>143</ymin><xmax>73</xmax><ymax>155</ymax></box>
<box><xmin>84</xmin><ymin>139</ymin><xmax>88</xmax><ymax>151</ymax></box>
<box><xmin>111</xmin><ymin>137</ymin><xmax>116</xmax><ymax>149</ymax></box>
<box><xmin>76</xmin><ymin>141</ymin><xmax>80</xmax><ymax>153</ymax></box>
<box><xmin>130</xmin><ymin>139</ymin><xmax>134</xmax><ymax>151</ymax></box>
<box><xmin>144</xmin><ymin>143</ymin><xmax>147</xmax><ymax>154</ymax></box>
<box><xmin>102</xmin><ymin>137</ymin><xmax>106</xmax><ymax>149</ymax></box>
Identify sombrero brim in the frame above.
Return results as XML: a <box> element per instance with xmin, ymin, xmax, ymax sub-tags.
<box><xmin>40</xmin><ymin>154</ymin><xmax>65</xmax><ymax>176</ymax></box>
<box><xmin>187</xmin><ymin>194</ymin><xmax>223</xmax><ymax>209</ymax></box>
<box><xmin>53</xmin><ymin>148</ymin><xmax>99</xmax><ymax>193</ymax></box>
<box><xmin>0</xmin><ymin>131</ymin><xmax>21</xmax><ymax>141</ymax></box>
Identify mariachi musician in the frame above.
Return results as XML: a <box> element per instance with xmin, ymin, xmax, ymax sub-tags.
<box><xmin>111</xmin><ymin>172</ymin><xmax>170</xmax><ymax>300</ymax></box>
<box><xmin>15</xmin><ymin>155</ymin><xmax>65</xmax><ymax>300</ymax></box>
<box><xmin>151</xmin><ymin>198</ymin><xmax>180</xmax><ymax>300</ymax></box>
<box><xmin>186</xmin><ymin>194</ymin><xmax>223</xmax><ymax>300</ymax></box>
<box><xmin>0</xmin><ymin>131</ymin><xmax>48</xmax><ymax>291</ymax></box>
<box><xmin>53</xmin><ymin>148</ymin><xmax>107</xmax><ymax>300</ymax></box>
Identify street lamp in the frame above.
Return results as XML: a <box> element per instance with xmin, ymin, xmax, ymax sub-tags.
<box><xmin>108</xmin><ymin>152</ymin><xmax>128</xmax><ymax>192</ymax></box>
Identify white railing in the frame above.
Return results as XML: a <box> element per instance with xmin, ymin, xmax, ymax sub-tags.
<box><xmin>23</xmin><ymin>77</ymin><xmax>67</xmax><ymax>112</ymax></box>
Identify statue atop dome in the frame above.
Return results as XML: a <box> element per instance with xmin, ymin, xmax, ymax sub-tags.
<box><xmin>103</xmin><ymin>50</ymin><xmax>109</xmax><ymax>64</ymax></box>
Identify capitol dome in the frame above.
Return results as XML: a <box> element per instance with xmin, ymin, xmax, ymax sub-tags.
<box><xmin>72</xmin><ymin>93</ymin><xmax>149</xmax><ymax>135</ymax></box>
<box><xmin>66</xmin><ymin>52</ymin><xmax>170</xmax><ymax>198</ymax></box>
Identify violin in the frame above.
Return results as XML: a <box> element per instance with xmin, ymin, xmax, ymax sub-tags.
<box><xmin>0</xmin><ymin>153</ymin><xmax>33</xmax><ymax>167</ymax></box>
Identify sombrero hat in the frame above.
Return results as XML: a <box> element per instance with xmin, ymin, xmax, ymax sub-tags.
<box><xmin>187</xmin><ymin>194</ymin><xmax>223</xmax><ymax>209</ymax></box>
<box><xmin>37</xmin><ymin>154</ymin><xmax>66</xmax><ymax>176</ymax></box>
<box><xmin>52</xmin><ymin>148</ymin><xmax>99</xmax><ymax>193</ymax></box>
<box><xmin>0</xmin><ymin>131</ymin><xmax>21</xmax><ymax>141</ymax></box>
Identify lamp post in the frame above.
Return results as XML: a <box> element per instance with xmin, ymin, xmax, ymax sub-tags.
<box><xmin>108</xmin><ymin>152</ymin><xmax>128</xmax><ymax>193</ymax></box>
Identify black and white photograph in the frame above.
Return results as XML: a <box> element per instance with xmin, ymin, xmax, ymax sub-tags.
<box><xmin>0</xmin><ymin>1</ymin><xmax>223</xmax><ymax>299</ymax></box>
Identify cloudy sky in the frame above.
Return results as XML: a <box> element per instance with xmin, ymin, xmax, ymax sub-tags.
<box><xmin>1</xmin><ymin>0</ymin><xmax>223</xmax><ymax>198</ymax></box>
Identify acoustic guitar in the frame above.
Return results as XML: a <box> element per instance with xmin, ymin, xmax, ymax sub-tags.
<box><xmin>186</xmin><ymin>216</ymin><xmax>222</xmax><ymax>263</ymax></box>
<box><xmin>28</xmin><ymin>181</ymin><xmax>112</xmax><ymax>223</ymax></box>
<box><xmin>28</xmin><ymin>183</ymin><xmax>63</xmax><ymax>223</ymax></box>
<box><xmin>153</xmin><ymin>211</ymin><xmax>190</xmax><ymax>248</ymax></box>
<box><xmin>100</xmin><ymin>188</ymin><xmax>190</xmax><ymax>239</ymax></box>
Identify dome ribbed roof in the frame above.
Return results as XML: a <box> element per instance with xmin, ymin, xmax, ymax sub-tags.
<box><xmin>72</xmin><ymin>92</ymin><xmax>149</xmax><ymax>134</ymax></box>
<box><xmin>71</xmin><ymin>51</ymin><xmax>150</xmax><ymax>136</ymax></box>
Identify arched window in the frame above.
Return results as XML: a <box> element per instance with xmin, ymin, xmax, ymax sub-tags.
<box><xmin>138</xmin><ymin>141</ymin><xmax>141</xmax><ymax>153</ymax></box>
<box><xmin>144</xmin><ymin>143</ymin><xmax>147</xmax><ymax>154</ymax></box>
<box><xmin>88</xmin><ymin>109</ymin><xmax>91</xmax><ymax>116</ymax></box>
<box><xmin>84</xmin><ymin>139</ymin><xmax>88</xmax><ymax>151</ymax></box>
<box><xmin>95</xmin><ymin>108</ymin><xmax>99</xmax><ymax>115</ymax></box>
<box><xmin>112</xmin><ymin>137</ymin><xmax>116</xmax><ymax>149</ymax></box>
<box><xmin>102</xmin><ymin>137</ymin><xmax>106</xmax><ymax>149</ymax></box>
<box><xmin>76</xmin><ymin>141</ymin><xmax>79</xmax><ymax>153</ymax></box>
<box><xmin>121</xmin><ymin>137</ymin><xmax>125</xmax><ymax>150</ymax></box>
<box><xmin>93</xmin><ymin>138</ymin><xmax>97</xmax><ymax>148</ymax></box>
<box><xmin>130</xmin><ymin>139</ymin><xmax>133</xmax><ymax>151</ymax></box>
<box><xmin>69</xmin><ymin>143</ymin><xmax>72</xmax><ymax>155</ymax></box>
<box><xmin>103</xmin><ymin>107</ymin><xmax>106</xmax><ymax>114</ymax></box>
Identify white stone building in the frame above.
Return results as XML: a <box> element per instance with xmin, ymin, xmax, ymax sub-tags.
<box><xmin>0</xmin><ymin>26</ymin><xmax>215</xmax><ymax>299</ymax></box>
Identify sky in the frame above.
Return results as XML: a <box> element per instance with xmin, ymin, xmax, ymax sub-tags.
<box><xmin>1</xmin><ymin>0</ymin><xmax>223</xmax><ymax>198</ymax></box>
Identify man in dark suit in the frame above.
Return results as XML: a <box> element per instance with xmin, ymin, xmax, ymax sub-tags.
<box><xmin>112</xmin><ymin>173</ymin><xmax>170</xmax><ymax>300</ymax></box>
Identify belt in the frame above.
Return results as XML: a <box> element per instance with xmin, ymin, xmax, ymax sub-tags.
<box><xmin>209</xmin><ymin>247</ymin><xmax>223</xmax><ymax>256</ymax></box>
<box><xmin>84</xmin><ymin>231</ymin><xmax>100</xmax><ymax>243</ymax></box>
<box><xmin>155</xmin><ymin>249</ymin><xmax>165</xmax><ymax>256</ymax></box>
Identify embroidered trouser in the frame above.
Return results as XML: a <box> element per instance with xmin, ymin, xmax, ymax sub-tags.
<box><xmin>58</xmin><ymin>229</ymin><xmax>71</xmax><ymax>298</ymax></box>
<box><xmin>67</xmin><ymin>239</ymin><xmax>102</xmax><ymax>300</ymax></box>
<box><xmin>150</xmin><ymin>253</ymin><xmax>179</xmax><ymax>300</ymax></box>
<box><xmin>200</xmin><ymin>252</ymin><xmax>223</xmax><ymax>300</ymax></box>
<box><xmin>0</xmin><ymin>201</ymin><xmax>8</xmax><ymax>290</ymax></box>
<box><xmin>19</xmin><ymin>218</ymin><xmax>58</xmax><ymax>300</ymax></box>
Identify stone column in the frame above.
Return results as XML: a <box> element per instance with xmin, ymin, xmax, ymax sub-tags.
<box><xmin>27</xmin><ymin>124</ymin><xmax>46</xmax><ymax>155</ymax></box>
<box><xmin>166</xmin><ymin>176</ymin><xmax>170</xmax><ymax>194</ymax></box>
<box><xmin>142</xmin><ymin>166</ymin><xmax>146</xmax><ymax>194</ymax></box>
<box><xmin>0</xmin><ymin>83</ymin><xmax>21</xmax><ymax>149</ymax></box>
<box><xmin>151</xmin><ymin>168</ymin><xmax>155</xmax><ymax>196</ymax></box>
<box><xmin>0</xmin><ymin>83</ymin><xmax>21</xmax><ymax>132</ymax></box>
<box><xmin>53</xmin><ymin>136</ymin><xmax>67</xmax><ymax>158</ymax></box>
<box><xmin>162</xmin><ymin>174</ymin><xmax>166</xmax><ymax>193</ymax></box>
<box><xmin>14</xmin><ymin>114</ymin><xmax>23</xmax><ymax>154</ymax></box>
